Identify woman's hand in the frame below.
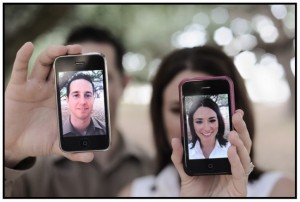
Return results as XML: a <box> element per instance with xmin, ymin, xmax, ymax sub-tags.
<box><xmin>171</xmin><ymin>109</ymin><xmax>252</xmax><ymax>197</ymax></box>
<box><xmin>5</xmin><ymin>42</ymin><xmax>94</xmax><ymax>168</ymax></box>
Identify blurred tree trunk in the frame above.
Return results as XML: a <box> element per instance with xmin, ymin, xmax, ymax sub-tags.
<box><xmin>262</xmin><ymin>40</ymin><xmax>295</xmax><ymax>118</ymax></box>
<box><xmin>4</xmin><ymin>4</ymin><xmax>74</xmax><ymax>87</ymax></box>
<box><xmin>260</xmin><ymin>8</ymin><xmax>295</xmax><ymax>117</ymax></box>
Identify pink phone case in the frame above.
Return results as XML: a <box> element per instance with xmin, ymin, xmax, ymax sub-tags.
<box><xmin>178</xmin><ymin>75</ymin><xmax>235</xmax><ymax>114</ymax></box>
<box><xmin>178</xmin><ymin>75</ymin><xmax>235</xmax><ymax>141</ymax></box>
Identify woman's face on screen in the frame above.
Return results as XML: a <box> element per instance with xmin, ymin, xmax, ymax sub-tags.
<box><xmin>193</xmin><ymin>106</ymin><xmax>219</xmax><ymax>142</ymax></box>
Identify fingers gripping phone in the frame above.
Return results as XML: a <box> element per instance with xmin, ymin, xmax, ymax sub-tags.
<box><xmin>54</xmin><ymin>53</ymin><xmax>111</xmax><ymax>152</ymax></box>
<box><xmin>179</xmin><ymin>76</ymin><xmax>235</xmax><ymax>175</ymax></box>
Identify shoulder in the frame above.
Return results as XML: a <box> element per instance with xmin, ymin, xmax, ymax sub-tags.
<box><xmin>189</xmin><ymin>140</ymin><xmax>205</xmax><ymax>159</ymax></box>
<box><xmin>188</xmin><ymin>140</ymin><xmax>199</xmax><ymax>151</ymax></box>
<box><xmin>247</xmin><ymin>171</ymin><xmax>295</xmax><ymax>197</ymax></box>
<box><xmin>91</xmin><ymin>117</ymin><xmax>105</xmax><ymax>128</ymax></box>
<box><xmin>91</xmin><ymin>117</ymin><xmax>106</xmax><ymax>135</ymax></box>
<box><xmin>216</xmin><ymin>139</ymin><xmax>230</xmax><ymax>149</ymax></box>
<box><xmin>269</xmin><ymin>175</ymin><xmax>295</xmax><ymax>197</ymax></box>
<box><xmin>62</xmin><ymin>118</ymin><xmax>73</xmax><ymax>134</ymax></box>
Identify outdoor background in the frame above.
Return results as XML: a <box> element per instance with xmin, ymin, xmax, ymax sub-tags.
<box><xmin>4</xmin><ymin>4</ymin><xmax>295</xmax><ymax>180</ymax></box>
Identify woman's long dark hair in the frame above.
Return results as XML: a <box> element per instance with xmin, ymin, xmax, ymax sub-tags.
<box><xmin>188</xmin><ymin>97</ymin><xmax>227</xmax><ymax>149</ymax></box>
<box><xmin>150</xmin><ymin>45</ymin><xmax>262</xmax><ymax>182</ymax></box>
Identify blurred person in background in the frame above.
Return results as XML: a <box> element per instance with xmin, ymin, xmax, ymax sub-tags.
<box><xmin>5</xmin><ymin>25</ymin><xmax>155</xmax><ymax>197</ymax></box>
<box><xmin>119</xmin><ymin>45</ymin><xmax>295</xmax><ymax>197</ymax></box>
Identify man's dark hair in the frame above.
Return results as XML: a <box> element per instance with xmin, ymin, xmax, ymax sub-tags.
<box><xmin>67</xmin><ymin>73</ymin><xmax>94</xmax><ymax>97</ymax></box>
<box><xmin>65</xmin><ymin>25</ymin><xmax>125</xmax><ymax>75</ymax></box>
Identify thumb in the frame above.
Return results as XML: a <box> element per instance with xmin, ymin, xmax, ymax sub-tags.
<box><xmin>64</xmin><ymin>152</ymin><xmax>94</xmax><ymax>163</ymax></box>
<box><xmin>52</xmin><ymin>139</ymin><xmax>94</xmax><ymax>163</ymax></box>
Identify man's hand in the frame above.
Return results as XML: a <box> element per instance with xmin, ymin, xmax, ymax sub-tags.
<box><xmin>5</xmin><ymin>42</ymin><xmax>94</xmax><ymax>168</ymax></box>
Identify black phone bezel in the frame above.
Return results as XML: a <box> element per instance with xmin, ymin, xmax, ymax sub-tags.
<box><xmin>179</xmin><ymin>77</ymin><xmax>234</xmax><ymax>176</ymax></box>
<box><xmin>54</xmin><ymin>54</ymin><xmax>111</xmax><ymax>152</ymax></box>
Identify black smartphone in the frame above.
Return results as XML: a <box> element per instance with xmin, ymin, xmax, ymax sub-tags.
<box><xmin>179</xmin><ymin>76</ymin><xmax>235</xmax><ymax>175</ymax></box>
<box><xmin>54</xmin><ymin>53</ymin><xmax>111</xmax><ymax>152</ymax></box>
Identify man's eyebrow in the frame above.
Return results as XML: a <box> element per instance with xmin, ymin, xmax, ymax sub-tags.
<box><xmin>71</xmin><ymin>91</ymin><xmax>79</xmax><ymax>94</ymax></box>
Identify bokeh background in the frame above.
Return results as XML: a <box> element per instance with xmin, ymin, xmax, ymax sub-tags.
<box><xmin>4</xmin><ymin>4</ymin><xmax>295</xmax><ymax>180</ymax></box>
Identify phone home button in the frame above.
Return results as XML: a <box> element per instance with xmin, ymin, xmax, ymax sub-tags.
<box><xmin>80</xmin><ymin>139</ymin><xmax>89</xmax><ymax>148</ymax></box>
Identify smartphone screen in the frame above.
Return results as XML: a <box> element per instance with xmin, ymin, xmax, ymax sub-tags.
<box><xmin>54</xmin><ymin>54</ymin><xmax>111</xmax><ymax>152</ymax></box>
<box><xmin>179</xmin><ymin>76</ymin><xmax>235</xmax><ymax>175</ymax></box>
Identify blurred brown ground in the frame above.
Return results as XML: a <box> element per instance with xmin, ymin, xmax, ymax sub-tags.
<box><xmin>118</xmin><ymin>101</ymin><xmax>295</xmax><ymax>180</ymax></box>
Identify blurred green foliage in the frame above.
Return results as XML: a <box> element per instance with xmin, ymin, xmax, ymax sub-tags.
<box><xmin>4</xmin><ymin>4</ymin><xmax>295</xmax><ymax>113</ymax></box>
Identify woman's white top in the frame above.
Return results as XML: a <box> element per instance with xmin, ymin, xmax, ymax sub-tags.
<box><xmin>131</xmin><ymin>165</ymin><xmax>285</xmax><ymax>197</ymax></box>
<box><xmin>188</xmin><ymin>140</ymin><xmax>230</xmax><ymax>159</ymax></box>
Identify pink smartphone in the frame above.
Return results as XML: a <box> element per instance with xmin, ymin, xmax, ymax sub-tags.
<box><xmin>179</xmin><ymin>76</ymin><xmax>235</xmax><ymax>175</ymax></box>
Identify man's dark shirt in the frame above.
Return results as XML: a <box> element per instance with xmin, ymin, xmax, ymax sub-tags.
<box><xmin>6</xmin><ymin>132</ymin><xmax>156</xmax><ymax>197</ymax></box>
<box><xmin>63</xmin><ymin>117</ymin><xmax>106</xmax><ymax>136</ymax></box>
